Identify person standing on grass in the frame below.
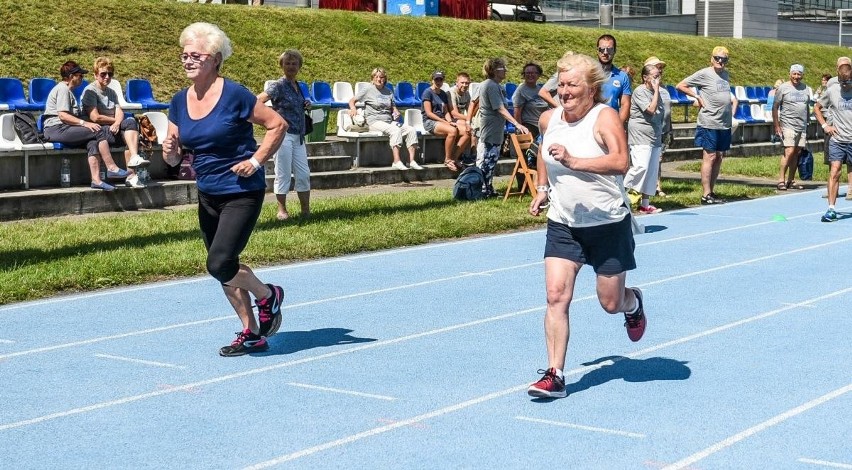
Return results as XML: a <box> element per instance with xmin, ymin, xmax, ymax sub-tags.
<box><xmin>624</xmin><ymin>64</ymin><xmax>665</xmax><ymax>214</ymax></box>
<box><xmin>527</xmin><ymin>53</ymin><xmax>646</xmax><ymax>399</ymax></box>
<box><xmin>814</xmin><ymin>63</ymin><xmax>852</xmax><ymax>223</ymax></box>
<box><xmin>643</xmin><ymin>56</ymin><xmax>672</xmax><ymax>199</ymax></box>
<box><xmin>477</xmin><ymin>57</ymin><xmax>529</xmax><ymax>198</ymax></box>
<box><xmin>257</xmin><ymin>49</ymin><xmax>312</xmax><ymax>221</ymax></box>
<box><xmin>676</xmin><ymin>46</ymin><xmax>737</xmax><ymax>205</ymax></box>
<box><xmin>512</xmin><ymin>62</ymin><xmax>549</xmax><ymax>138</ymax></box>
<box><xmin>821</xmin><ymin>57</ymin><xmax>852</xmax><ymax>200</ymax></box>
<box><xmin>162</xmin><ymin>22</ymin><xmax>286</xmax><ymax>356</ymax></box>
<box><xmin>772</xmin><ymin>64</ymin><xmax>810</xmax><ymax>191</ymax></box>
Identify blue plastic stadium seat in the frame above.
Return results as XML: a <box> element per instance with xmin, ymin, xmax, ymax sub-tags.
<box><xmin>416</xmin><ymin>81</ymin><xmax>430</xmax><ymax>102</ymax></box>
<box><xmin>734</xmin><ymin>103</ymin><xmax>757</xmax><ymax>123</ymax></box>
<box><xmin>298</xmin><ymin>81</ymin><xmax>312</xmax><ymax>101</ymax></box>
<box><xmin>394</xmin><ymin>81</ymin><xmax>419</xmax><ymax>108</ymax></box>
<box><xmin>71</xmin><ymin>79</ymin><xmax>89</xmax><ymax>104</ymax></box>
<box><xmin>27</xmin><ymin>77</ymin><xmax>56</xmax><ymax>111</ymax></box>
<box><xmin>311</xmin><ymin>81</ymin><xmax>334</xmax><ymax>106</ymax></box>
<box><xmin>504</xmin><ymin>82</ymin><xmax>518</xmax><ymax>105</ymax></box>
<box><xmin>0</xmin><ymin>77</ymin><xmax>43</xmax><ymax>111</ymax></box>
<box><xmin>745</xmin><ymin>86</ymin><xmax>761</xmax><ymax>103</ymax></box>
<box><xmin>126</xmin><ymin>79</ymin><xmax>169</xmax><ymax>110</ymax></box>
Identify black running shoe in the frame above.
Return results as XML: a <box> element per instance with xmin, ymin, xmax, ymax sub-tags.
<box><xmin>257</xmin><ymin>284</ymin><xmax>283</xmax><ymax>338</ymax></box>
<box><xmin>700</xmin><ymin>193</ymin><xmax>725</xmax><ymax>205</ymax></box>
<box><xmin>219</xmin><ymin>329</ymin><xmax>268</xmax><ymax>357</ymax></box>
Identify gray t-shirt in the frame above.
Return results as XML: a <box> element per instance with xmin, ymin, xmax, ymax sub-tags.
<box><xmin>449</xmin><ymin>86</ymin><xmax>471</xmax><ymax>117</ymax></box>
<box><xmin>353</xmin><ymin>85</ymin><xmax>395</xmax><ymax>125</ymax></box>
<box><xmin>512</xmin><ymin>83</ymin><xmax>549</xmax><ymax>127</ymax></box>
<box><xmin>627</xmin><ymin>85</ymin><xmax>663</xmax><ymax>146</ymax></box>
<box><xmin>775</xmin><ymin>82</ymin><xmax>810</xmax><ymax>132</ymax></box>
<box><xmin>681</xmin><ymin>66</ymin><xmax>733</xmax><ymax>129</ymax></box>
<box><xmin>478</xmin><ymin>79</ymin><xmax>506</xmax><ymax>145</ymax></box>
<box><xmin>43</xmin><ymin>82</ymin><xmax>80</xmax><ymax>128</ymax></box>
<box><xmin>81</xmin><ymin>82</ymin><xmax>119</xmax><ymax>119</ymax></box>
<box><xmin>818</xmin><ymin>84</ymin><xmax>852</xmax><ymax>143</ymax></box>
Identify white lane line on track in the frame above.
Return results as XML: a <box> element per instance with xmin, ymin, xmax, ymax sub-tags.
<box><xmin>0</xmin><ymin>230</ymin><xmax>539</xmax><ymax>314</ymax></box>
<box><xmin>5</xmin><ymin>230</ymin><xmax>851</xmax><ymax>362</ymax></box>
<box><xmin>0</xmin><ymin>339</ymin><xmax>14</xmax><ymax>344</ymax></box>
<box><xmin>239</xmin><ymin>285</ymin><xmax>852</xmax><ymax>468</ymax></box>
<box><xmin>285</xmin><ymin>383</ymin><xmax>396</xmax><ymax>401</ymax></box>
<box><xmin>93</xmin><ymin>354</ymin><xmax>186</xmax><ymax>370</ymax></box>
<box><xmin>797</xmin><ymin>458</ymin><xmax>852</xmax><ymax>469</ymax></box>
<box><xmin>4</xmin><ymin>283</ymin><xmax>850</xmax><ymax>439</ymax></box>
<box><xmin>0</xmin><ymin>262</ymin><xmax>543</xmax><ymax>361</ymax></box>
<box><xmin>514</xmin><ymin>416</ymin><xmax>645</xmax><ymax>438</ymax></box>
<box><xmin>661</xmin><ymin>383</ymin><xmax>852</xmax><ymax>470</ymax></box>
<box><xmin>0</xmin><ymin>307</ymin><xmax>543</xmax><ymax>432</ymax></box>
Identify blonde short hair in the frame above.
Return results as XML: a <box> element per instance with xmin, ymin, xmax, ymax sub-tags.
<box><xmin>370</xmin><ymin>67</ymin><xmax>388</xmax><ymax>80</ymax></box>
<box><xmin>711</xmin><ymin>46</ymin><xmax>729</xmax><ymax>57</ymax></box>
<box><xmin>556</xmin><ymin>53</ymin><xmax>606</xmax><ymax>104</ymax></box>
<box><xmin>93</xmin><ymin>57</ymin><xmax>114</xmax><ymax>74</ymax></box>
<box><xmin>179</xmin><ymin>22</ymin><xmax>233</xmax><ymax>62</ymax></box>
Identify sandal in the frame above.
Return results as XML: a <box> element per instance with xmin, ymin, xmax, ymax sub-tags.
<box><xmin>655</xmin><ymin>188</ymin><xmax>668</xmax><ymax>198</ymax></box>
<box><xmin>776</xmin><ymin>181</ymin><xmax>787</xmax><ymax>191</ymax></box>
<box><xmin>786</xmin><ymin>180</ymin><xmax>804</xmax><ymax>190</ymax></box>
<box><xmin>444</xmin><ymin>160</ymin><xmax>459</xmax><ymax>172</ymax></box>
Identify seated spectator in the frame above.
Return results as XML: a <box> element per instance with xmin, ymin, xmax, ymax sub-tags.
<box><xmin>421</xmin><ymin>71</ymin><xmax>469</xmax><ymax>172</ymax></box>
<box><xmin>512</xmin><ymin>62</ymin><xmax>549</xmax><ymax>138</ymax></box>
<box><xmin>43</xmin><ymin>60</ymin><xmax>129</xmax><ymax>191</ymax></box>
<box><xmin>349</xmin><ymin>67</ymin><xmax>421</xmax><ymax>170</ymax></box>
<box><xmin>448</xmin><ymin>72</ymin><xmax>474</xmax><ymax>162</ymax></box>
<box><xmin>81</xmin><ymin>57</ymin><xmax>149</xmax><ymax>188</ymax></box>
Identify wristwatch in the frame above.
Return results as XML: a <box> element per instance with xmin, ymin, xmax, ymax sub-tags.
<box><xmin>536</xmin><ymin>185</ymin><xmax>549</xmax><ymax>193</ymax></box>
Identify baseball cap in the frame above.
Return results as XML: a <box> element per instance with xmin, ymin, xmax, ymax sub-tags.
<box><xmin>61</xmin><ymin>64</ymin><xmax>89</xmax><ymax>78</ymax></box>
<box><xmin>644</xmin><ymin>56</ymin><xmax>666</xmax><ymax>67</ymax></box>
<box><xmin>790</xmin><ymin>64</ymin><xmax>804</xmax><ymax>74</ymax></box>
<box><xmin>432</xmin><ymin>71</ymin><xmax>445</xmax><ymax>80</ymax></box>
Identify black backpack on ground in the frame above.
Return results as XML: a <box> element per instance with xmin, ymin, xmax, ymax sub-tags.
<box><xmin>453</xmin><ymin>166</ymin><xmax>485</xmax><ymax>201</ymax></box>
<box><xmin>13</xmin><ymin>111</ymin><xmax>45</xmax><ymax>145</ymax></box>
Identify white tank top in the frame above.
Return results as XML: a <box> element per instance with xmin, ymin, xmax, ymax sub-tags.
<box><xmin>542</xmin><ymin>103</ymin><xmax>630</xmax><ymax>227</ymax></box>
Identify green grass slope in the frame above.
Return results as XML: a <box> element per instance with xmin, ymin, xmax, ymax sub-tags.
<box><xmin>2</xmin><ymin>0</ymin><xmax>847</xmax><ymax>101</ymax></box>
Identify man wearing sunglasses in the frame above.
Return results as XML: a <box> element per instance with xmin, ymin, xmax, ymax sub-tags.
<box><xmin>676</xmin><ymin>46</ymin><xmax>737</xmax><ymax>205</ymax></box>
<box><xmin>537</xmin><ymin>35</ymin><xmax>632</xmax><ymax>126</ymax></box>
<box><xmin>814</xmin><ymin>63</ymin><xmax>852</xmax><ymax>222</ymax></box>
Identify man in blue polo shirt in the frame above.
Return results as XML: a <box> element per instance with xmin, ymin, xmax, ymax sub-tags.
<box><xmin>538</xmin><ymin>35</ymin><xmax>632</xmax><ymax>126</ymax></box>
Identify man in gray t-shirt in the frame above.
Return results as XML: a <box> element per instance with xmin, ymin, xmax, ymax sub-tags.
<box><xmin>772</xmin><ymin>64</ymin><xmax>810</xmax><ymax>190</ymax></box>
<box><xmin>815</xmin><ymin>63</ymin><xmax>852</xmax><ymax>221</ymax></box>
<box><xmin>676</xmin><ymin>46</ymin><xmax>738</xmax><ymax>205</ymax></box>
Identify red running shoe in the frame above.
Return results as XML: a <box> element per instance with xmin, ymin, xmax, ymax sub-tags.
<box><xmin>624</xmin><ymin>287</ymin><xmax>646</xmax><ymax>342</ymax></box>
<box><xmin>527</xmin><ymin>368</ymin><xmax>567</xmax><ymax>398</ymax></box>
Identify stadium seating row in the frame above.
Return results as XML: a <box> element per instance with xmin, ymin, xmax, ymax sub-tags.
<box><xmin>0</xmin><ymin>77</ymin><xmax>168</xmax><ymax>112</ymax></box>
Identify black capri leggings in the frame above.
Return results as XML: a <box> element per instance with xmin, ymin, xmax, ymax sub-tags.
<box><xmin>197</xmin><ymin>189</ymin><xmax>265</xmax><ymax>284</ymax></box>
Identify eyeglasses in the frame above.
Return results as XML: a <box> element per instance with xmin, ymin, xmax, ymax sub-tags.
<box><xmin>598</xmin><ymin>47</ymin><xmax>615</xmax><ymax>55</ymax></box>
<box><xmin>713</xmin><ymin>56</ymin><xmax>729</xmax><ymax>64</ymax></box>
<box><xmin>98</xmin><ymin>71</ymin><xmax>114</xmax><ymax>78</ymax></box>
<box><xmin>495</xmin><ymin>67</ymin><xmax>507</xmax><ymax>72</ymax></box>
<box><xmin>179</xmin><ymin>52</ymin><xmax>211</xmax><ymax>63</ymax></box>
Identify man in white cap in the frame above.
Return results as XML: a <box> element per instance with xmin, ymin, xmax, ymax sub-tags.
<box><xmin>772</xmin><ymin>64</ymin><xmax>810</xmax><ymax>190</ymax></box>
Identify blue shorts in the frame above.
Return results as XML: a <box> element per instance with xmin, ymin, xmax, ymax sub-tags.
<box><xmin>544</xmin><ymin>216</ymin><xmax>636</xmax><ymax>275</ymax></box>
<box><xmin>695</xmin><ymin>126</ymin><xmax>732</xmax><ymax>152</ymax></box>
<box><xmin>828</xmin><ymin>140</ymin><xmax>852</xmax><ymax>164</ymax></box>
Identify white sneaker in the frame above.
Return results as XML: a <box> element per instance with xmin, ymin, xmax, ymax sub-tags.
<box><xmin>125</xmin><ymin>175</ymin><xmax>146</xmax><ymax>188</ymax></box>
<box><xmin>391</xmin><ymin>161</ymin><xmax>409</xmax><ymax>171</ymax></box>
<box><xmin>127</xmin><ymin>155</ymin><xmax>150</xmax><ymax>168</ymax></box>
<box><xmin>408</xmin><ymin>160</ymin><xmax>424</xmax><ymax>170</ymax></box>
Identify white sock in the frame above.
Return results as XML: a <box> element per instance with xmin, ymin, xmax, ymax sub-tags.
<box><xmin>554</xmin><ymin>368</ymin><xmax>564</xmax><ymax>379</ymax></box>
<box><xmin>829</xmin><ymin>204</ymin><xmax>836</xmax><ymax>210</ymax></box>
<box><xmin>641</xmin><ymin>197</ymin><xmax>649</xmax><ymax>207</ymax></box>
<box><xmin>627</xmin><ymin>292</ymin><xmax>640</xmax><ymax>314</ymax></box>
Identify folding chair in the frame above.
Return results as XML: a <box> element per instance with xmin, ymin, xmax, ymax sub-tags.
<box><xmin>503</xmin><ymin>132</ymin><xmax>538</xmax><ymax>201</ymax></box>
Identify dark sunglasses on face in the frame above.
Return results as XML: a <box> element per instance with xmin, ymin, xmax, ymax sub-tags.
<box><xmin>713</xmin><ymin>56</ymin><xmax>729</xmax><ymax>64</ymax></box>
<box><xmin>98</xmin><ymin>72</ymin><xmax>114</xmax><ymax>78</ymax></box>
<box><xmin>598</xmin><ymin>47</ymin><xmax>615</xmax><ymax>55</ymax></box>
